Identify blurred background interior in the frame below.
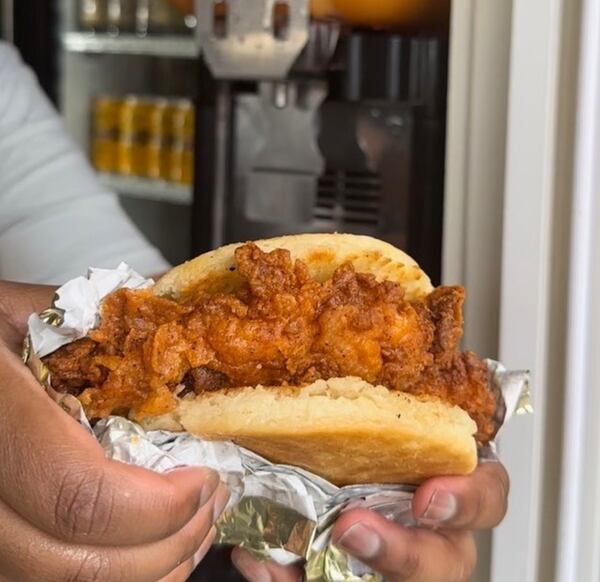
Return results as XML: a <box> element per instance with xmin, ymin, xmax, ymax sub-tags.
<box><xmin>3</xmin><ymin>1</ymin><xmax>600</xmax><ymax>581</ymax></box>
<box><xmin>4</xmin><ymin>0</ymin><xmax>453</xmax><ymax>281</ymax></box>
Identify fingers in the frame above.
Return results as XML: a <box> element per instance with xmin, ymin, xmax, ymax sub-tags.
<box><xmin>331</xmin><ymin>509</ymin><xmax>476</xmax><ymax>582</ymax></box>
<box><xmin>231</xmin><ymin>461</ymin><xmax>508</xmax><ymax>582</ymax></box>
<box><xmin>0</xmin><ymin>485</ymin><xmax>225</xmax><ymax>582</ymax></box>
<box><xmin>0</xmin><ymin>346</ymin><xmax>221</xmax><ymax>546</ymax></box>
<box><xmin>411</xmin><ymin>462</ymin><xmax>510</xmax><ymax>529</ymax></box>
<box><xmin>0</xmin><ymin>281</ymin><xmax>56</xmax><ymax>351</ymax></box>
<box><xmin>231</xmin><ymin>548</ymin><xmax>303</xmax><ymax>582</ymax></box>
<box><xmin>157</xmin><ymin>527</ymin><xmax>218</xmax><ymax>582</ymax></box>
<box><xmin>155</xmin><ymin>558</ymin><xmax>197</xmax><ymax>582</ymax></box>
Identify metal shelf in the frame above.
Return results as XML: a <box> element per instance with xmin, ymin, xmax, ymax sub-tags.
<box><xmin>63</xmin><ymin>32</ymin><xmax>198</xmax><ymax>59</ymax></box>
<box><xmin>99</xmin><ymin>174</ymin><xmax>193</xmax><ymax>205</ymax></box>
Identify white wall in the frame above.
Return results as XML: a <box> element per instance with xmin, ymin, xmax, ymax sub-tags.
<box><xmin>446</xmin><ymin>0</ymin><xmax>587</xmax><ymax>579</ymax></box>
<box><xmin>555</xmin><ymin>0</ymin><xmax>600</xmax><ymax>579</ymax></box>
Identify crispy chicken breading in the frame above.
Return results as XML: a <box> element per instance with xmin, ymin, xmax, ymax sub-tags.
<box><xmin>44</xmin><ymin>243</ymin><xmax>496</xmax><ymax>442</ymax></box>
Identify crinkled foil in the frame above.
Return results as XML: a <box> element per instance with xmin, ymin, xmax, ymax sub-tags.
<box><xmin>23</xmin><ymin>265</ymin><xmax>532</xmax><ymax>581</ymax></box>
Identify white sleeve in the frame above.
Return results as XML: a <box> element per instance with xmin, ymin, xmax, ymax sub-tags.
<box><xmin>0</xmin><ymin>43</ymin><xmax>171</xmax><ymax>284</ymax></box>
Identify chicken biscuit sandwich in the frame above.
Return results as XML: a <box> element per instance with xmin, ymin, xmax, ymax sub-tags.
<box><xmin>43</xmin><ymin>234</ymin><xmax>499</xmax><ymax>485</ymax></box>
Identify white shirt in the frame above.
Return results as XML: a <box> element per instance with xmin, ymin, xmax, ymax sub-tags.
<box><xmin>0</xmin><ymin>43</ymin><xmax>170</xmax><ymax>284</ymax></box>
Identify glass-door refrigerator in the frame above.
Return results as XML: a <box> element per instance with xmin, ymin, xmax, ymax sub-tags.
<box><xmin>57</xmin><ymin>0</ymin><xmax>199</xmax><ymax>267</ymax></box>
<box><xmin>27</xmin><ymin>0</ymin><xmax>454</xmax><ymax>285</ymax></box>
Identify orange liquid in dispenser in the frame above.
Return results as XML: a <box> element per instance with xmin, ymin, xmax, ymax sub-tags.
<box><xmin>317</xmin><ymin>0</ymin><xmax>450</xmax><ymax>31</ymax></box>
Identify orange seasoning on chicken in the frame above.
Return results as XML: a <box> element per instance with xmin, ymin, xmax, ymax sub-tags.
<box><xmin>44</xmin><ymin>244</ymin><xmax>496</xmax><ymax>442</ymax></box>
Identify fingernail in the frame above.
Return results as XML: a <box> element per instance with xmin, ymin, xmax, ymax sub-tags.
<box><xmin>418</xmin><ymin>490</ymin><xmax>457</xmax><ymax>525</ymax></box>
<box><xmin>213</xmin><ymin>484</ymin><xmax>230</xmax><ymax>522</ymax></box>
<box><xmin>336</xmin><ymin>523</ymin><xmax>382</xmax><ymax>560</ymax></box>
<box><xmin>231</xmin><ymin>550</ymin><xmax>271</xmax><ymax>582</ymax></box>
<box><xmin>164</xmin><ymin>466</ymin><xmax>220</xmax><ymax>507</ymax></box>
<box><xmin>199</xmin><ymin>469</ymin><xmax>220</xmax><ymax>507</ymax></box>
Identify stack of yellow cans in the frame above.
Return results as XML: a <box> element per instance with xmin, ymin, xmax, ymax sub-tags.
<box><xmin>91</xmin><ymin>94</ymin><xmax>195</xmax><ymax>186</ymax></box>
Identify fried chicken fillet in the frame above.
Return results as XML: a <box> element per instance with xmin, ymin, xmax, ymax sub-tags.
<box><xmin>44</xmin><ymin>243</ymin><xmax>496</xmax><ymax>443</ymax></box>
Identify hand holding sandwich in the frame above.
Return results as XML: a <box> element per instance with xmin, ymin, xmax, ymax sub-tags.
<box><xmin>232</xmin><ymin>460</ymin><xmax>509</xmax><ymax>581</ymax></box>
<box><xmin>14</xmin><ymin>233</ymin><xmax>514</xmax><ymax>581</ymax></box>
<box><xmin>0</xmin><ymin>282</ymin><xmax>229</xmax><ymax>582</ymax></box>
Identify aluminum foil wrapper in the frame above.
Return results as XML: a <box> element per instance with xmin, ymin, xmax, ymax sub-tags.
<box><xmin>24</xmin><ymin>265</ymin><xmax>532</xmax><ymax>582</ymax></box>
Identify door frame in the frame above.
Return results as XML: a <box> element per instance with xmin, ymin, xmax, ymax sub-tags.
<box><xmin>555</xmin><ymin>0</ymin><xmax>600</xmax><ymax>579</ymax></box>
<box><xmin>444</xmin><ymin>0</ymin><xmax>580</xmax><ymax>579</ymax></box>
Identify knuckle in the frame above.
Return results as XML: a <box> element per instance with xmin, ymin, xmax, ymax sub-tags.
<box><xmin>440</xmin><ymin>533</ymin><xmax>476</xmax><ymax>582</ymax></box>
<box><xmin>53</xmin><ymin>465</ymin><xmax>115</xmax><ymax>542</ymax></box>
<box><xmin>456</xmin><ymin>534</ymin><xmax>477</xmax><ymax>582</ymax></box>
<box><xmin>455</xmin><ymin>534</ymin><xmax>477</xmax><ymax>581</ymax></box>
<box><xmin>390</xmin><ymin>541</ymin><xmax>421</xmax><ymax>579</ymax></box>
<box><xmin>64</xmin><ymin>551</ymin><xmax>120</xmax><ymax>582</ymax></box>
<box><xmin>451</xmin><ymin>561</ymin><xmax>474</xmax><ymax>582</ymax></box>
